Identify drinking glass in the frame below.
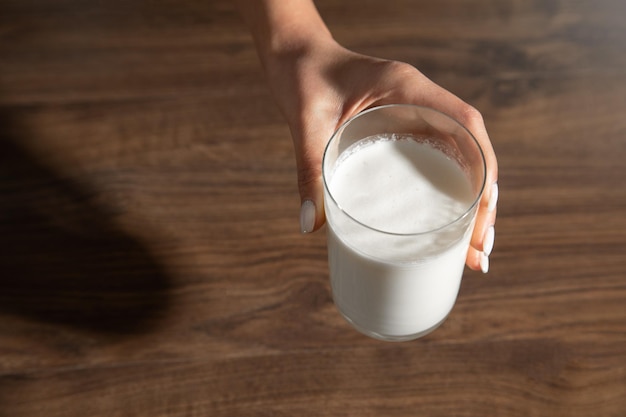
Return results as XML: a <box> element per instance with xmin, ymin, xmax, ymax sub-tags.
<box><xmin>322</xmin><ymin>104</ymin><xmax>486</xmax><ymax>341</ymax></box>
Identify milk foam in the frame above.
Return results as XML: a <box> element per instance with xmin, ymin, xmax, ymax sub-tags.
<box><xmin>330</xmin><ymin>134</ymin><xmax>474</xmax><ymax>235</ymax></box>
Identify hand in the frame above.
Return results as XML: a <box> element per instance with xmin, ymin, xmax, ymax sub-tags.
<box><xmin>237</xmin><ymin>0</ymin><xmax>498</xmax><ymax>272</ymax></box>
<box><xmin>263</xmin><ymin>38</ymin><xmax>498</xmax><ymax>272</ymax></box>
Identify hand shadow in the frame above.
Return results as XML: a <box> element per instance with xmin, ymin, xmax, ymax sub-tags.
<box><xmin>0</xmin><ymin>113</ymin><xmax>172</xmax><ymax>336</ymax></box>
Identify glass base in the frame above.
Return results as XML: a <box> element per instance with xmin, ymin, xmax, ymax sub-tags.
<box><xmin>337</xmin><ymin>307</ymin><xmax>450</xmax><ymax>342</ymax></box>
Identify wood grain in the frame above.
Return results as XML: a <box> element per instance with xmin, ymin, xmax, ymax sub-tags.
<box><xmin>1</xmin><ymin>0</ymin><xmax>625</xmax><ymax>416</ymax></box>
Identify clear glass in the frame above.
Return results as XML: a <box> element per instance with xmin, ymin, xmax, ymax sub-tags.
<box><xmin>322</xmin><ymin>104</ymin><xmax>486</xmax><ymax>341</ymax></box>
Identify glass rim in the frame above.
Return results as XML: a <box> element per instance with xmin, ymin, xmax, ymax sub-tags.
<box><xmin>322</xmin><ymin>104</ymin><xmax>487</xmax><ymax>237</ymax></box>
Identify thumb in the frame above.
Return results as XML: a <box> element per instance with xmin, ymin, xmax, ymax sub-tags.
<box><xmin>291</xmin><ymin>115</ymin><xmax>336</xmax><ymax>234</ymax></box>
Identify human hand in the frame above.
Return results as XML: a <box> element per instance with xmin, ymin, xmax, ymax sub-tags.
<box><xmin>236</xmin><ymin>0</ymin><xmax>498</xmax><ymax>272</ymax></box>
<box><xmin>262</xmin><ymin>37</ymin><xmax>498</xmax><ymax>272</ymax></box>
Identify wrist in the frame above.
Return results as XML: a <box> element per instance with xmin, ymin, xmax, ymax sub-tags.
<box><xmin>237</xmin><ymin>0</ymin><xmax>334</xmax><ymax>66</ymax></box>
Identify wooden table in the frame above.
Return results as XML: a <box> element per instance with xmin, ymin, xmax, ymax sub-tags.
<box><xmin>1</xmin><ymin>1</ymin><xmax>624</xmax><ymax>415</ymax></box>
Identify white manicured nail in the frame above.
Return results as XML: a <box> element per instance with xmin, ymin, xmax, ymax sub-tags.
<box><xmin>480</xmin><ymin>253</ymin><xmax>489</xmax><ymax>274</ymax></box>
<box><xmin>488</xmin><ymin>182</ymin><xmax>499</xmax><ymax>212</ymax></box>
<box><xmin>300</xmin><ymin>200</ymin><xmax>316</xmax><ymax>234</ymax></box>
<box><xmin>483</xmin><ymin>226</ymin><xmax>495</xmax><ymax>256</ymax></box>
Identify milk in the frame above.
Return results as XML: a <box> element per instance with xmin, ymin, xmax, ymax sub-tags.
<box><xmin>325</xmin><ymin>134</ymin><xmax>476</xmax><ymax>340</ymax></box>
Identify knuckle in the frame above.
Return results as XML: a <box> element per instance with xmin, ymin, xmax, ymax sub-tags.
<box><xmin>460</xmin><ymin>104</ymin><xmax>484</xmax><ymax>126</ymax></box>
<box><xmin>382</xmin><ymin>60</ymin><xmax>418</xmax><ymax>78</ymax></box>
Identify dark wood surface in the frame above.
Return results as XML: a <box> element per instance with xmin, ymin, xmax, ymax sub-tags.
<box><xmin>1</xmin><ymin>1</ymin><xmax>625</xmax><ymax>416</ymax></box>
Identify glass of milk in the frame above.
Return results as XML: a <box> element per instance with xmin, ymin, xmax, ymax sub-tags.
<box><xmin>322</xmin><ymin>104</ymin><xmax>486</xmax><ymax>341</ymax></box>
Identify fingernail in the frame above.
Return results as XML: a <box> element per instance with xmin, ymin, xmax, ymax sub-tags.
<box><xmin>483</xmin><ymin>225</ymin><xmax>495</xmax><ymax>256</ymax></box>
<box><xmin>488</xmin><ymin>182</ymin><xmax>498</xmax><ymax>212</ymax></box>
<box><xmin>480</xmin><ymin>252</ymin><xmax>490</xmax><ymax>274</ymax></box>
<box><xmin>300</xmin><ymin>200</ymin><xmax>316</xmax><ymax>234</ymax></box>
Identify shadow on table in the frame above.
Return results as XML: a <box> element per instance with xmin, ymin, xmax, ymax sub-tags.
<box><xmin>0</xmin><ymin>113</ymin><xmax>172</xmax><ymax>335</ymax></box>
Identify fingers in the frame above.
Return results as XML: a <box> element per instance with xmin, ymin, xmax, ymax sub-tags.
<box><xmin>405</xmin><ymin>79</ymin><xmax>499</xmax><ymax>273</ymax></box>
<box><xmin>466</xmin><ymin>183</ymin><xmax>498</xmax><ymax>272</ymax></box>
<box><xmin>461</xmin><ymin>111</ymin><xmax>498</xmax><ymax>273</ymax></box>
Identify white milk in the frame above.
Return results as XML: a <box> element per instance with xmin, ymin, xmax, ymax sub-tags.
<box><xmin>325</xmin><ymin>134</ymin><xmax>476</xmax><ymax>340</ymax></box>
